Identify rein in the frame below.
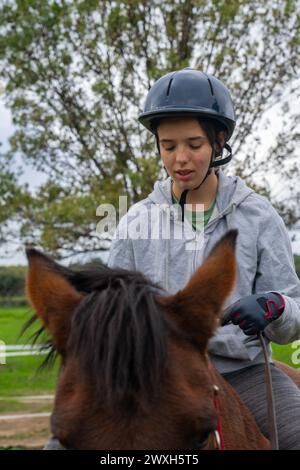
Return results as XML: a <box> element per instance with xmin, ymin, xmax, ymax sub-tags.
<box><xmin>258</xmin><ymin>332</ymin><xmax>279</xmax><ymax>450</ymax></box>
<box><xmin>207</xmin><ymin>333</ymin><xmax>279</xmax><ymax>451</ymax></box>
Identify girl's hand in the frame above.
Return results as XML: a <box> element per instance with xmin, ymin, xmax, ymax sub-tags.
<box><xmin>221</xmin><ymin>292</ymin><xmax>285</xmax><ymax>335</ymax></box>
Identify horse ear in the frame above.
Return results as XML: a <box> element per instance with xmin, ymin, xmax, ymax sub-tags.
<box><xmin>163</xmin><ymin>230</ymin><xmax>237</xmax><ymax>350</ymax></box>
<box><xmin>26</xmin><ymin>249</ymin><xmax>83</xmax><ymax>354</ymax></box>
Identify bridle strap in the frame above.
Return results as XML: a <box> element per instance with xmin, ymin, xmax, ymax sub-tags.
<box><xmin>213</xmin><ymin>385</ymin><xmax>225</xmax><ymax>450</ymax></box>
<box><xmin>208</xmin><ymin>362</ymin><xmax>225</xmax><ymax>450</ymax></box>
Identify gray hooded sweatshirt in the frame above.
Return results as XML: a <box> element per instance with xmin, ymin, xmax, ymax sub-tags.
<box><xmin>108</xmin><ymin>170</ymin><xmax>300</xmax><ymax>374</ymax></box>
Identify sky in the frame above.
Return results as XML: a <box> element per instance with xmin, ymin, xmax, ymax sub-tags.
<box><xmin>0</xmin><ymin>94</ymin><xmax>300</xmax><ymax>267</ymax></box>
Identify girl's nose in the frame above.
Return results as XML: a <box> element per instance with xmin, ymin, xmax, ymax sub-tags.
<box><xmin>175</xmin><ymin>146</ymin><xmax>190</xmax><ymax>164</ymax></box>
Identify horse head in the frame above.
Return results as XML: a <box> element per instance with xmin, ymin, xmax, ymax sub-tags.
<box><xmin>25</xmin><ymin>230</ymin><xmax>237</xmax><ymax>450</ymax></box>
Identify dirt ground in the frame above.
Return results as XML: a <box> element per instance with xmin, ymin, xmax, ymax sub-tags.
<box><xmin>0</xmin><ymin>397</ymin><xmax>53</xmax><ymax>450</ymax></box>
<box><xmin>0</xmin><ymin>415</ymin><xmax>50</xmax><ymax>449</ymax></box>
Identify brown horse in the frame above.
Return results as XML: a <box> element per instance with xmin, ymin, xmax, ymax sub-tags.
<box><xmin>25</xmin><ymin>230</ymin><xmax>270</xmax><ymax>450</ymax></box>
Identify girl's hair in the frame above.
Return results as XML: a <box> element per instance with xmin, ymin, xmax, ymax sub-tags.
<box><xmin>196</xmin><ymin>118</ymin><xmax>227</xmax><ymax>157</ymax></box>
<box><xmin>151</xmin><ymin>117</ymin><xmax>227</xmax><ymax>157</ymax></box>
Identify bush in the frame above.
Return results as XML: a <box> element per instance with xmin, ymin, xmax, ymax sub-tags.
<box><xmin>0</xmin><ymin>258</ymin><xmax>104</xmax><ymax>305</ymax></box>
<box><xmin>0</xmin><ymin>266</ymin><xmax>26</xmax><ymax>298</ymax></box>
<box><xmin>0</xmin><ymin>296</ymin><xmax>28</xmax><ymax>307</ymax></box>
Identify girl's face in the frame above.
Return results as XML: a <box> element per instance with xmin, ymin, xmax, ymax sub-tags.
<box><xmin>157</xmin><ymin>117</ymin><xmax>215</xmax><ymax>192</ymax></box>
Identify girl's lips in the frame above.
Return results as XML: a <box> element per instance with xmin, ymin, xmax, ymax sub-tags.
<box><xmin>175</xmin><ymin>171</ymin><xmax>194</xmax><ymax>181</ymax></box>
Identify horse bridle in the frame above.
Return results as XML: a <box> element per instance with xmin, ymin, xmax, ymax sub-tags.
<box><xmin>206</xmin><ymin>362</ymin><xmax>225</xmax><ymax>451</ymax></box>
<box><xmin>206</xmin><ymin>333</ymin><xmax>279</xmax><ymax>451</ymax></box>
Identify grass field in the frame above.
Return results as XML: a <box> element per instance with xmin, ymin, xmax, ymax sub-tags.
<box><xmin>0</xmin><ymin>306</ymin><xmax>59</xmax><ymax>398</ymax></box>
<box><xmin>0</xmin><ymin>306</ymin><xmax>299</xmax><ymax>400</ymax></box>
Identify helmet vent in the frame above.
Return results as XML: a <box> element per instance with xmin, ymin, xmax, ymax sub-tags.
<box><xmin>207</xmin><ymin>77</ymin><xmax>214</xmax><ymax>96</ymax></box>
<box><xmin>166</xmin><ymin>78</ymin><xmax>173</xmax><ymax>96</ymax></box>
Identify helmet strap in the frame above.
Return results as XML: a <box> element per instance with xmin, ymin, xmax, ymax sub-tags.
<box><xmin>179</xmin><ymin>188</ymin><xmax>188</xmax><ymax>223</ymax></box>
<box><xmin>178</xmin><ymin>150</ymin><xmax>214</xmax><ymax>223</ymax></box>
<box><xmin>178</xmin><ymin>142</ymin><xmax>232</xmax><ymax>222</ymax></box>
<box><xmin>155</xmin><ymin>135</ymin><xmax>160</xmax><ymax>155</ymax></box>
<box><xmin>162</xmin><ymin>139</ymin><xmax>233</xmax><ymax>223</ymax></box>
<box><xmin>211</xmin><ymin>143</ymin><xmax>232</xmax><ymax>167</ymax></box>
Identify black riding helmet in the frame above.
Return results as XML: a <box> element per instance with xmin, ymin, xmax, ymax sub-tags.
<box><xmin>138</xmin><ymin>68</ymin><xmax>236</xmax><ymax>220</ymax></box>
<box><xmin>138</xmin><ymin>68</ymin><xmax>236</xmax><ymax>141</ymax></box>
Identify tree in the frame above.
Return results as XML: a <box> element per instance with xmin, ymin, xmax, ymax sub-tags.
<box><xmin>0</xmin><ymin>0</ymin><xmax>299</xmax><ymax>258</ymax></box>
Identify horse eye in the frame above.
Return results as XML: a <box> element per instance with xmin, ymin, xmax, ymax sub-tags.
<box><xmin>192</xmin><ymin>429</ymin><xmax>212</xmax><ymax>450</ymax></box>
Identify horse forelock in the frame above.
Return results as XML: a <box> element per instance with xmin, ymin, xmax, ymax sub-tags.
<box><xmin>66</xmin><ymin>267</ymin><xmax>174</xmax><ymax>412</ymax></box>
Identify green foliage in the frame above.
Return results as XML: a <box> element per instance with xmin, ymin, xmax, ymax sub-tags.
<box><xmin>0</xmin><ymin>257</ymin><xmax>106</xmax><ymax>306</ymax></box>
<box><xmin>0</xmin><ymin>266</ymin><xmax>26</xmax><ymax>299</ymax></box>
<box><xmin>0</xmin><ymin>297</ymin><xmax>27</xmax><ymax>308</ymax></box>
<box><xmin>0</xmin><ymin>0</ymin><xmax>300</xmax><ymax>256</ymax></box>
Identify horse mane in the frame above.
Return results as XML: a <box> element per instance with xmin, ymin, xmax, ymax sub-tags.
<box><xmin>24</xmin><ymin>257</ymin><xmax>178</xmax><ymax>413</ymax></box>
<box><xmin>67</xmin><ymin>266</ymin><xmax>174</xmax><ymax>412</ymax></box>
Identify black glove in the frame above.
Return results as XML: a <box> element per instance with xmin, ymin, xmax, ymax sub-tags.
<box><xmin>222</xmin><ymin>292</ymin><xmax>285</xmax><ymax>336</ymax></box>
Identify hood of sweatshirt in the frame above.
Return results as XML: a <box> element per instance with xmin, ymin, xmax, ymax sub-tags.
<box><xmin>146</xmin><ymin>170</ymin><xmax>254</xmax><ymax>233</ymax></box>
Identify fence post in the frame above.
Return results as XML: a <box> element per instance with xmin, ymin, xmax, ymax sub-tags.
<box><xmin>0</xmin><ymin>340</ymin><xmax>6</xmax><ymax>365</ymax></box>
